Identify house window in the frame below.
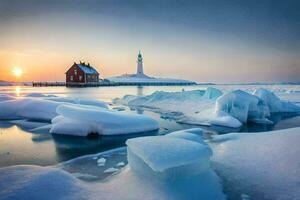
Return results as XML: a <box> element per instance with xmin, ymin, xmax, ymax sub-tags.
<box><xmin>74</xmin><ymin>70</ymin><xmax>77</xmax><ymax>75</ymax></box>
<box><xmin>70</xmin><ymin>76</ymin><xmax>73</xmax><ymax>81</ymax></box>
<box><xmin>79</xmin><ymin>76</ymin><xmax>82</xmax><ymax>81</ymax></box>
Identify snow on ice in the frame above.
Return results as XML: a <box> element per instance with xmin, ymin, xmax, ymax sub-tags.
<box><xmin>0</xmin><ymin>94</ymin><xmax>109</xmax><ymax>121</ymax></box>
<box><xmin>210</xmin><ymin>127</ymin><xmax>300</xmax><ymax>200</ymax></box>
<box><xmin>0</xmin><ymin>98</ymin><xmax>61</xmax><ymax>121</ymax></box>
<box><xmin>165</xmin><ymin>128</ymin><xmax>206</xmax><ymax>144</ymax></box>
<box><xmin>50</xmin><ymin>104</ymin><xmax>159</xmax><ymax>136</ymax></box>
<box><xmin>0</xmin><ymin>165</ymin><xmax>86</xmax><ymax>200</ymax></box>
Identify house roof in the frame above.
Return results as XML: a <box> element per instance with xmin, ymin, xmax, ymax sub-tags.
<box><xmin>77</xmin><ymin>64</ymin><xmax>99</xmax><ymax>75</ymax></box>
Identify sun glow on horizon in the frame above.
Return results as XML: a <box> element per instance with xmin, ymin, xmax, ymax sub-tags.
<box><xmin>13</xmin><ymin>67</ymin><xmax>23</xmax><ymax>78</ymax></box>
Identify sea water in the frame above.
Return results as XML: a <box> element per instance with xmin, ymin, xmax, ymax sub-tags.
<box><xmin>0</xmin><ymin>84</ymin><xmax>299</xmax><ymax>168</ymax></box>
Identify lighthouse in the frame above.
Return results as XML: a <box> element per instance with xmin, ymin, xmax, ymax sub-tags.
<box><xmin>107</xmin><ymin>50</ymin><xmax>196</xmax><ymax>85</ymax></box>
<box><xmin>136</xmin><ymin>50</ymin><xmax>144</xmax><ymax>77</ymax></box>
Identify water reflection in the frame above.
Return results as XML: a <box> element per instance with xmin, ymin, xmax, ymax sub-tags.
<box><xmin>240</xmin><ymin>112</ymin><xmax>300</xmax><ymax>133</ymax></box>
<box><xmin>137</xmin><ymin>86</ymin><xmax>144</xmax><ymax>96</ymax></box>
<box><xmin>52</xmin><ymin>130</ymin><xmax>158</xmax><ymax>162</ymax></box>
<box><xmin>185</xmin><ymin>113</ymin><xmax>300</xmax><ymax>134</ymax></box>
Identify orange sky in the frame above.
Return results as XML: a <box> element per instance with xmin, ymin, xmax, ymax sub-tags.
<box><xmin>0</xmin><ymin>46</ymin><xmax>299</xmax><ymax>83</ymax></box>
<box><xmin>0</xmin><ymin>1</ymin><xmax>299</xmax><ymax>83</ymax></box>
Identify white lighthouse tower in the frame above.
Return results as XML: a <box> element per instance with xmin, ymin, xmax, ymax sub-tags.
<box><xmin>136</xmin><ymin>50</ymin><xmax>144</xmax><ymax>77</ymax></box>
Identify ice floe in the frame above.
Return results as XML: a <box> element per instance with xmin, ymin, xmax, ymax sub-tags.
<box><xmin>50</xmin><ymin>104</ymin><xmax>159</xmax><ymax>136</ymax></box>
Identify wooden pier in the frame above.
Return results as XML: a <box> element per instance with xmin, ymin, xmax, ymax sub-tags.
<box><xmin>32</xmin><ymin>82</ymin><xmax>66</xmax><ymax>87</ymax></box>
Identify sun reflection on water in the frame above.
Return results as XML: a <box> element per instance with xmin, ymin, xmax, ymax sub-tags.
<box><xmin>15</xmin><ymin>86</ymin><xmax>21</xmax><ymax>97</ymax></box>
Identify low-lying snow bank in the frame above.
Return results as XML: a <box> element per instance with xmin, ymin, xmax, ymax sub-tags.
<box><xmin>210</xmin><ymin>127</ymin><xmax>300</xmax><ymax>200</ymax></box>
<box><xmin>0</xmin><ymin>94</ymin><xmax>109</xmax><ymax>121</ymax></box>
<box><xmin>0</xmin><ymin>93</ymin><xmax>159</xmax><ymax>136</ymax></box>
<box><xmin>50</xmin><ymin>104</ymin><xmax>159</xmax><ymax>136</ymax></box>
<box><xmin>0</xmin><ymin>128</ymin><xmax>225</xmax><ymax>200</ymax></box>
<box><xmin>0</xmin><ymin>98</ymin><xmax>61</xmax><ymax>121</ymax></box>
<box><xmin>116</xmin><ymin>87</ymin><xmax>300</xmax><ymax>128</ymax></box>
<box><xmin>0</xmin><ymin>165</ymin><xmax>87</xmax><ymax>200</ymax></box>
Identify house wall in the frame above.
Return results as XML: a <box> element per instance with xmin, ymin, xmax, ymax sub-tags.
<box><xmin>66</xmin><ymin>64</ymin><xmax>86</xmax><ymax>83</ymax></box>
<box><xmin>85</xmin><ymin>74</ymin><xmax>99</xmax><ymax>83</ymax></box>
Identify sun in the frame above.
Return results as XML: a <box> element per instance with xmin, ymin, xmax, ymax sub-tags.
<box><xmin>13</xmin><ymin>67</ymin><xmax>23</xmax><ymax>78</ymax></box>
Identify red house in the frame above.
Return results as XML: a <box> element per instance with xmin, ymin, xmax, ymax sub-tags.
<box><xmin>66</xmin><ymin>62</ymin><xmax>100</xmax><ymax>86</ymax></box>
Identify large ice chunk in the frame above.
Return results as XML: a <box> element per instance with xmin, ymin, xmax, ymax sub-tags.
<box><xmin>253</xmin><ymin>88</ymin><xmax>281</xmax><ymax>112</ymax></box>
<box><xmin>126</xmin><ymin>135</ymin><xmax>212</xmax><ymax>178</ymax></box>
<box><xmin>50</xmin><ymin>104</ymin><xmax>159</xmax><ymax>136</ymax></box>
<box><xmin>202</xmin><ymin>87</ymin><xmax>222</xmax><ymax>100</ymax></box>
<box><xmin>215</xmin><ymin>90</ymin><xmax>262</xmax><ymax>123</ymax></box>
<box><xmin>253</xmin><ymin>88</ymin><xmax>300</xmax><ymax>113</ymax></box>
<box><xmin>124</xmin><ymin>130</ymin><xmax>225</xmax><ymax>199</ymax></box>
<box><xmin>127</xmin><ymin>89</ymin><xmax>205</xmax><ymax>107</ymax></box>
<box><xmin>213</xmin><ymin>89</ymin><xmax>300</xmax><ymax>127</ymax></box>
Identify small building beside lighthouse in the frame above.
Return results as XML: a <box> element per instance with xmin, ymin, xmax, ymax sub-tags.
<box><xmin>66</xmin><ymin>62</ymin><xmax>100</xmax><ymax>87</ymax></box>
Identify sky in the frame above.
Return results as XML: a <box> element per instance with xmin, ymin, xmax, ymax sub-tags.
<box><xmin>0</xmin><ymin>0</ymin><xmax>299</xmax><ymax>83</ymax></box>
